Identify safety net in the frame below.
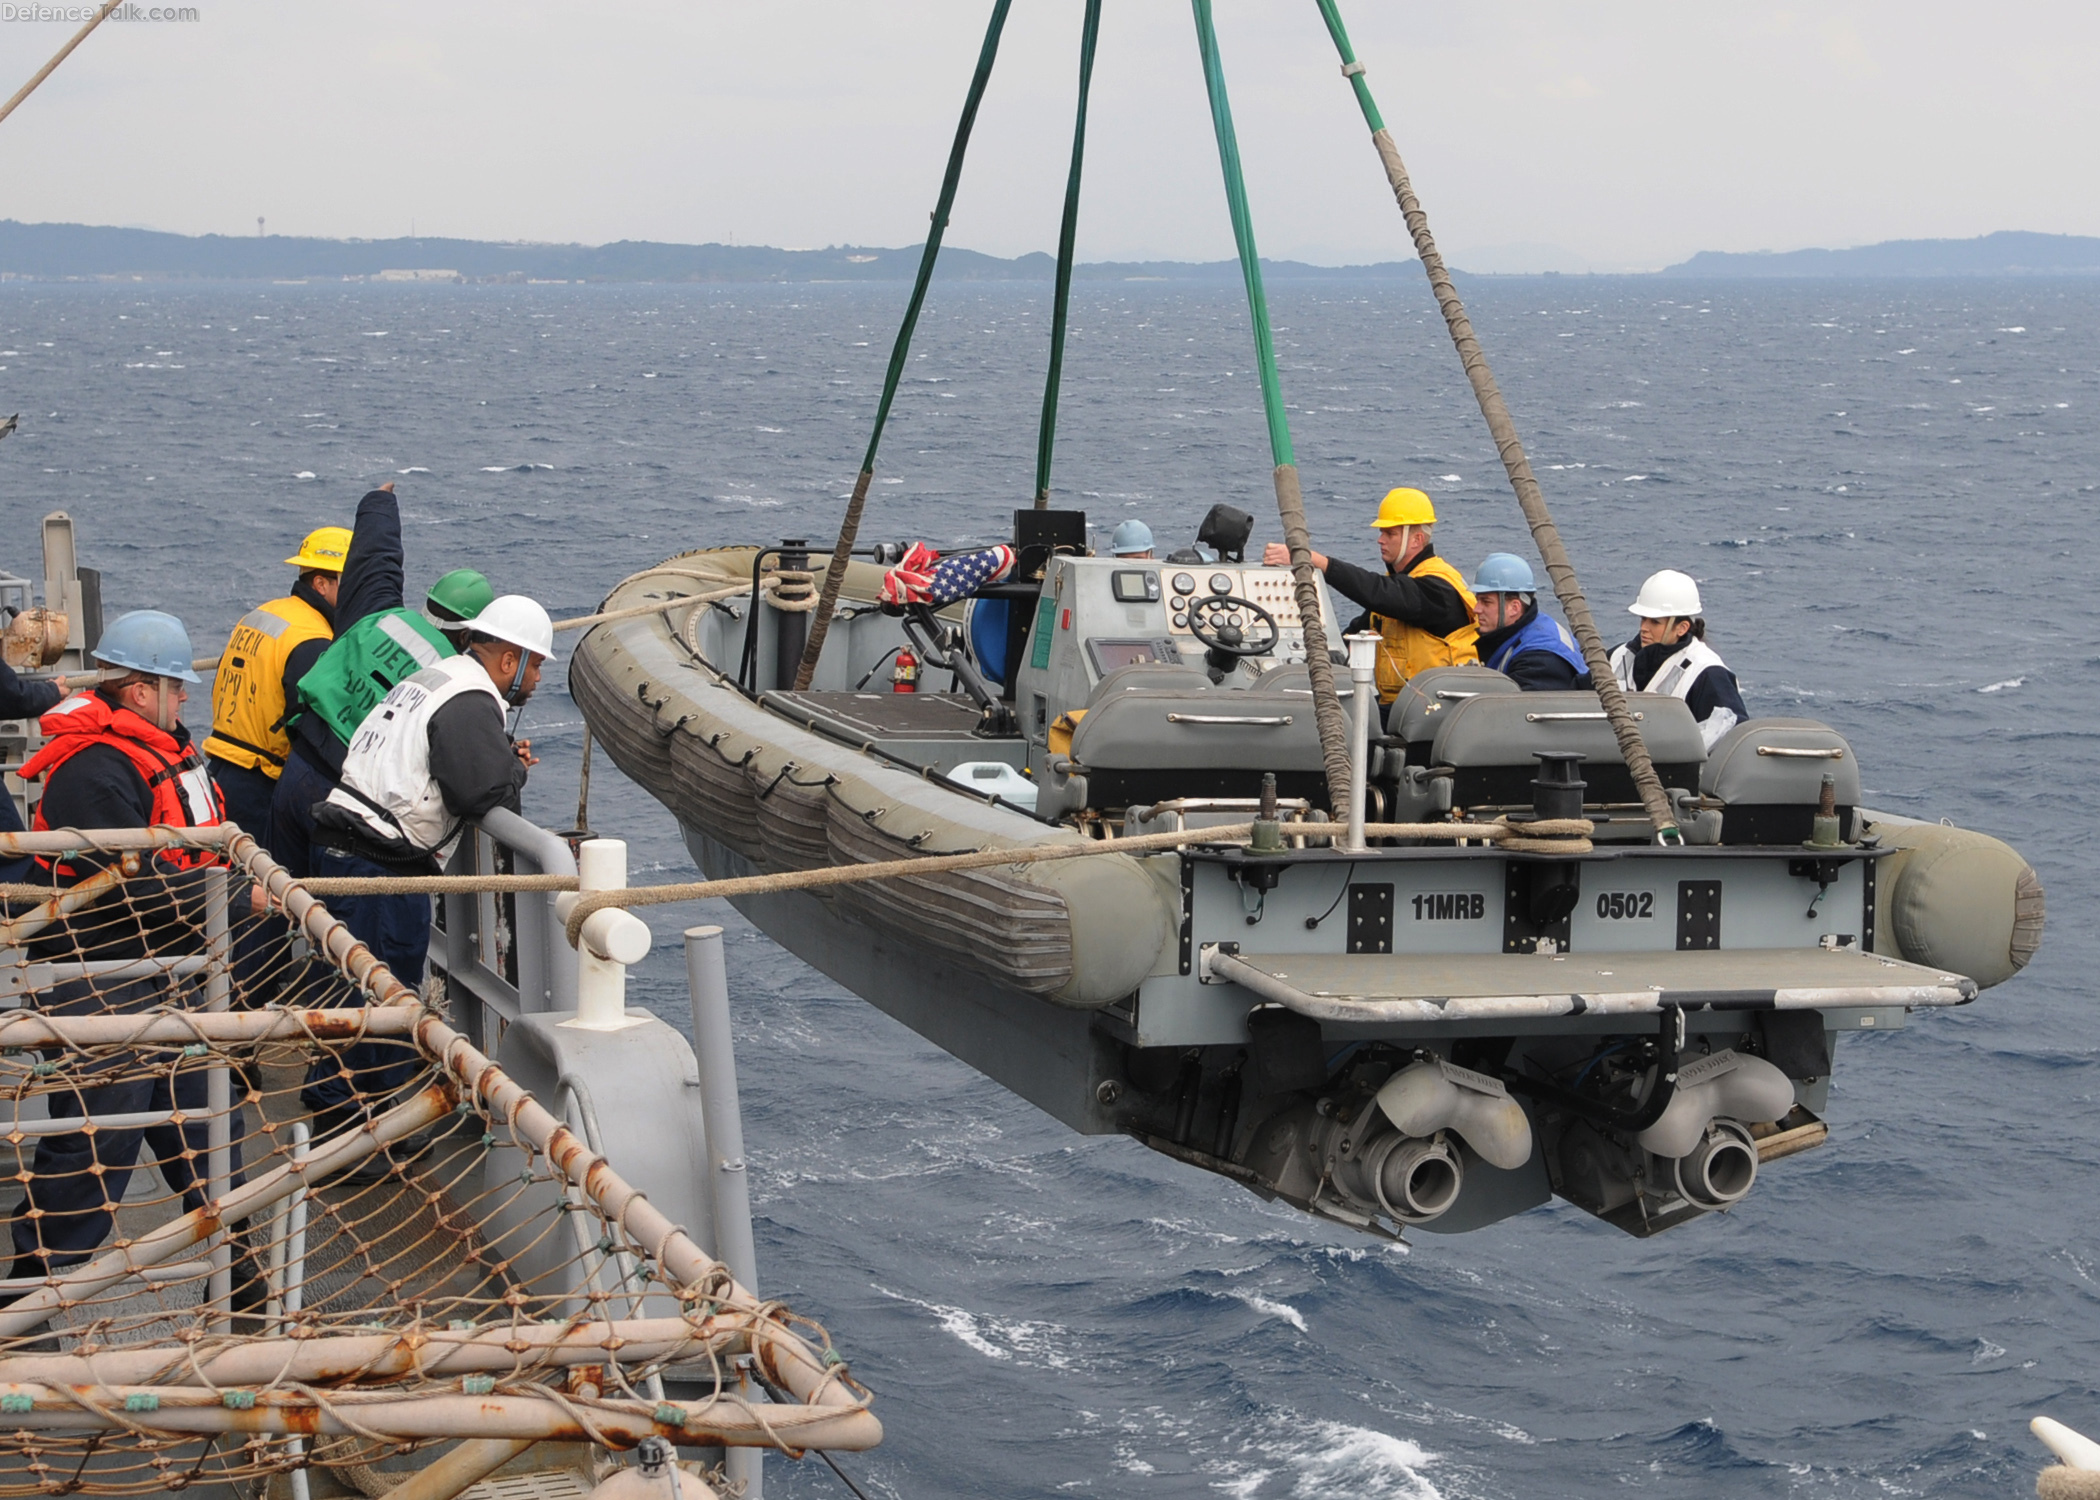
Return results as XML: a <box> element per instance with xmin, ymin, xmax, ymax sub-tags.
<box><xmin>0</xmin><ymin>825</ymin><xmax>874</xmax><ymax>1496</ymax></box>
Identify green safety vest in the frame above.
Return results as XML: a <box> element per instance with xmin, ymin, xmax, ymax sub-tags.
<box><xmin>291</xmin><ymin>608</ymin><xmax>456</xmax><ymax>747</ymax></box>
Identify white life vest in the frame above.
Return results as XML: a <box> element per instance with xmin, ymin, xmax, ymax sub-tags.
<box><xmin>1610</xmin><ymin>636</ymin><xmax>1737</xmax><ymax>749</ymax></box>
<box><xmin>323</xmin><ymin>655</ymin><xmax>502</xmax><ymax>860</ymax></box>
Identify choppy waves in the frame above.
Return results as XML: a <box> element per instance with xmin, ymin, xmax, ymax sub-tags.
<box><xmin>2</xmin><ymin>276</ymin><xmax>2094</xmax><ymax>1497</ymax></box>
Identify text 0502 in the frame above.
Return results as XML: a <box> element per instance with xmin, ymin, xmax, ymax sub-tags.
<box><xmin>1594</xmin><ymin>892</ymin><xmax>1656</xmax><ymax>920</ymax></box>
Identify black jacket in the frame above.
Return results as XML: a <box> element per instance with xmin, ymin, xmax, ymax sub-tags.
<box><xmin>0</xmin><ymin>660</ymin><xmax>62</xmax><ymax>724</ymax></box>
<box><xmin>290</xmin><ymin>487</ymin><xmax>402</xmax><ymax>774</ymax></box>
<box><xmin>312</xmin><ymin>677</ymin><xmax>526</xmax><ymax>874</ymax></box>
<box><xmin>30</xmin><ymin>714</ymin><xmax>210</xmax><ymax>960</ymax></box>
<box><xmin>1323</xmin><ymin>546</ymin><xmax>1473</xmax><ymax>640</ymax></box>
<box><xmin>0</xmin><ymin>662</ymin><xmax>62</xmax><ymax>860</ymax></box>
<box><xmin>277</xmin><ymin>573</ymin><xmax>338</xmax><ymax>718</ymax></box>
<box><xmin>427</xmin><ymin>691</ymin><xmax>528</xmax><ymax>825</ymax></box>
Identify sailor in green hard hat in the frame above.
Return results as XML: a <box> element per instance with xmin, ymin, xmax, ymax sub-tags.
<box><xmin>267</xmin><ymin>485</ymin><xmax>488</xmax><ymax>880</ymax></box>
<box><xmin>424</xmin><ymin>567</ymin><xmax>495</xmax><ymax>644</ymax></box>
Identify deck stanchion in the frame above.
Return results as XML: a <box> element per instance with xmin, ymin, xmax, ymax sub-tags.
<box><xmin>1343</xmin><ymin>633</ymin><xmax>1379</xmax><ymax>853</ymax></box>
<box><xmin>685</xmin><ymin>924</ymin><xmax>762</xmax><ymax>1500</ymax></box>
<box><xmin>202</xmin><ymin>864</ymin><xmax>233</xmax><ymax>1330</ymax></box>
<box><xmin>286</xmin><ymin>1120</ymin><xmax>311</xmax><ymax>1500</ymax></box>
<box><xmin>568</xmin><ymin>839</ymin><xmax>650</xmax><ymax>1028</ymax></box>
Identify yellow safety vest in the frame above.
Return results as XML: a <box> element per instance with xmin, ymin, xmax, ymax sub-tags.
<box><xmin>205</xmin><ymin>594</ymin><xmax>333</xmax><ymax>776</ymax></box>
<box><xmin>1372</xmin><ymin>554</ymin><xmax>1480</xmax><ymax>702</ymax></box>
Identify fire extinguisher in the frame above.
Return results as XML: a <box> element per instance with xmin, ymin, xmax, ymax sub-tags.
<box><xmin>891</xmin><ymin>648</ymin><xmax>919</xmax><ymax>693</ymax></box>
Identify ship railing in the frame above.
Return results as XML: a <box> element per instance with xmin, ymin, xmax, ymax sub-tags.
<box><xmin>431</xmin><ymin>804</ymin><xmax>579</xmax><ymax>1052</ymax></box>
<box><xmin>0</xmin><ymin>822</ymin><xmax>875</xmax><ymax>1500</ymax></box>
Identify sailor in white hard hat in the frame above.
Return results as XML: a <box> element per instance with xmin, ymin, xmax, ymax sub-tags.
<box><xmin>304</xmin><ymin>594</ymin><xmax>553</xmax><ymax>1144</ymax></box>
<box><xmin>1609</xmin><ymin>570</ymin><xmax>1748</xmax><ymax>750</ymax></box>
<box><xmin>316</xmin><ymin>594</ymin><xmax>553</xmax><ymax>873</ymax></box>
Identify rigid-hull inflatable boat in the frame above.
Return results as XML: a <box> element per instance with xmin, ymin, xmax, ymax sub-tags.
<box><xmin>571</xmin><ymin>538</ymin><xmax>2044</xmax><ymax>1240</ymax></box>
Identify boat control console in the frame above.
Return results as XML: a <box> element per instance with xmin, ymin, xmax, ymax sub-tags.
<box><xmin>1016</xmin><ymin>552</ymin><xmax>1346</xmax><ymax>813</ymax></box>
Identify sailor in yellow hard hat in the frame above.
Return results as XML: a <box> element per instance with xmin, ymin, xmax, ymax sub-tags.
<box><xmin>1262</xmin><ymin>487</ymin><xmax>1478</xmax><ymax>703</ymax></box>
<box><xmin>204</xmin><ymin>525</ymin><xmax>349</xmax><ymax>838</ymax></box>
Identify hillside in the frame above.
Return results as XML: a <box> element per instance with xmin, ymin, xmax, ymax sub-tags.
<box><xmin>1659</xmin><ymin>230</ymin><xmax>2100</xmax><ymax>278</ymax></box>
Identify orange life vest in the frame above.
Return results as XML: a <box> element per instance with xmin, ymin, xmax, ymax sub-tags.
<box><xmin>19</xmin><ymin>693</ymin><xmax>226</xmax><ymax>876</ymax></box>
<box><xmin>1371</xmin><ymin>553</ymin><xmax>1481</xmax><ymax>701</ymax></box>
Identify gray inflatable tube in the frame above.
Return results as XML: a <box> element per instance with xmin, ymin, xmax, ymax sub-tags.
<box><xmin>569</xmin><ymin>555</ymin><xmax>1176</xmax><ymax>1010</ymax></box>
<box><xmin>1863</xmin><ymin>811</ymin><xmax>2045</xmax><ymax>990</ymax></box>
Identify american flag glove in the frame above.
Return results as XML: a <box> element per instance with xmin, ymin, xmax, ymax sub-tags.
<box><xmin>878</xmin><ymin>541</ymin><xmax>941</xmax><ymax>606</ymax></box>
<box><xmin>880</xmin><ymin>544</ymin><xmax>1016</xmax><ymax>607</ymax></box>
<box><xmin>925</xmin><ymin>545</ymin><xmax>1016</xmax><ymax>606</ymax></box>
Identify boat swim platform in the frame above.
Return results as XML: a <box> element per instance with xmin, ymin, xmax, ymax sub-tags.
<box><xmin>1197</xmin><ymin>946</ymin><xmax>1977</xmax><ymax>1027</ymax></box>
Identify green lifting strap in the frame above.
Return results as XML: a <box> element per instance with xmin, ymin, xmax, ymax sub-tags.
<box><xmin>1035</xmin><ymin>0</ymin><xmax>1103</xmax><ymax>509</ymax></box>
<box><xmin>1189</xmin><ymin>0</ymin><xmax>1353</xmax><ymax>810</ymax></box>
<box><xmin>795</xmin><ymin>0</ymin><xmax>1015</xmax><ymax>692</ymax></box>
<box><xmin>1189</xmin><ymin>0</ymin><xmax>1293</xmax><ymax>469</ymax></box>
<box><xmin>1311</xmin><ymin>0</ymin><xmax>1385</xmax><ymax>131</ymax></box>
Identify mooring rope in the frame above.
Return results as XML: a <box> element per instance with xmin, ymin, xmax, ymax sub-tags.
<box><xmin>793</xmin><ymin>0</ymin><xmax>1017</xmax><ymax>692</ymax></box>
<box><xmin>1034</xmin><ymin>0</ymin><xmax>1104</xmax><ymax>510</ymax></box>
<box><xmin>1187</xmin><ymin>0</ymin><xmax>1356</xmax><ymax>816</ymax></box>
<box><xmin>1311</xmin><ymin>0</ymin><xmax>1679</xmax><ymax>842</ymax></box>
<box><xmin>0</xmin><ymin>0</ymin><xmax>119</xmax><ymax>129</ymax></box>
<box><xmin>255</xmin><ymin>817</ymin><xmax>1595</xmax><ymax>915</ymax></box>
<box><xmin>56</xmin><ymin>575</ymin><xmax>794</xmax><ymax>692</ymax></box>
<box><xmin>557</xmin><ymin>816</ymin><xmax>1591</xmax><ymax>946</ymax></box>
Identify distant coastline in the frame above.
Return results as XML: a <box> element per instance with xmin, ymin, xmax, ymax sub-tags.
<box><xmin>1</xmin><ymin>220</ymin><xmax>2095</xmax><ymax>284</ymax></box>
<box><xmin>1656</xmin><ymin>230</ymin><xmax>2100</xmax><ymax>278</ymax></box>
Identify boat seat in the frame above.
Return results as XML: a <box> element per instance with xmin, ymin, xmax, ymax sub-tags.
<box><xmin>1388</xmin><ymin>665</ymin><xmax>1522</xmax><ymax>764</ymax></box>
<box><xmin>1061</xmin><ymin>678</ymin><xmax>1330</xmax><ymax>810</ymax></box>
<box><xmin>1700</xmin><ymin>718</ymin><xmax>1860</xmax><ymax>844</ymax></box>
<box><xmin>1428</xmin><ymin>690</ymin><xmax>1705</xmax><ymax>809</ymax></box>
<box><xmin>1245</xmin><ymin>663</ymin><xmax>1358</xmax><ymax>700</ymax></box>
<box><xmin>1083</xmin><ymin>661</ymin><xmax>1215</xmax><ymax>708</ymax></box>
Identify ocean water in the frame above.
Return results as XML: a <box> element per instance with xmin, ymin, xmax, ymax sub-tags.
<box><xmin>1</xmin><ymin>274</ymin><xmax>2094</xmax><ymax>1498</ymax></box>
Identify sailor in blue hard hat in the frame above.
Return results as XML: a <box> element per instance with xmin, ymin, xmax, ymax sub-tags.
<box><xmin>1470</xmin><ymin>553</ymin><xmax>1591</xmax><ymax>692</ymax></box>
<box><xmin>6</xmin><ymin>608</ymin><xmax>257</xmax><ymax>1310</ymax></box>
<box><xmin>1107</xmin><ymin>519</ymin><xmax>1154</xmax><ymax>559</ymax></box>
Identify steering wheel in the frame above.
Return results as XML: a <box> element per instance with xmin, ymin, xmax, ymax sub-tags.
<box><xmin>1185</xmin><ymin>595</ymin><xmax>1280</xmax><ymax>658</ymax></box>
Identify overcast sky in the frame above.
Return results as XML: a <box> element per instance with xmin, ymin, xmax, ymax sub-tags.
<box><xmin>3</xmin><ymin>1</ymin><xmax>2095</xmax><ymax>271</ymax></box>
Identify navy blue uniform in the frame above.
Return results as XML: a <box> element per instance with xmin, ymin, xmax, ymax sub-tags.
<box><xmin>266</xmin><ymin>489</ymin><xmax>428</xmax><ymax>1120</ymax></box>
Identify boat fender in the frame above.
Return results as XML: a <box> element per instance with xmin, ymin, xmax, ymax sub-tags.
<box><xmin>1375</xmin><ymin>1058</ymin><xmax>1533</xmax><ymax>1171</ymax></box>
<box><xmin>1030</xmin><ymin>852</ymin><xmax>1177</xmax><ymax>1008</ymax></box>
<box><xmin>1634</xmin><ymin>1049</ymin><xmax>1793</xmax><ymax>1161</ymax></box>
<box><xmin>1869</xmin><ymin>818</ymin><xmax>2044</xmax><ymax>990</ymax></box>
